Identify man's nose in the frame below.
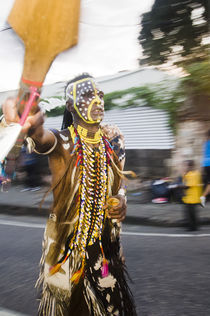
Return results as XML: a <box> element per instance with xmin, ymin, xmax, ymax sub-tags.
<box><xmin>95</xmin><ymin>95</ymin><xmax>101</xmax><ymax>104</ymax></box>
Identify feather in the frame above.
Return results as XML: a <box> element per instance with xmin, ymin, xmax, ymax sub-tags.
<box><xmin>71</xmin><ymin>259</ymin><xmax>85</xmax><ymax>284</ymax></box>
<box><xmin>49</xmin><ymin>262</ymin><xmax>62</xmax><ymax>276</ymax></box>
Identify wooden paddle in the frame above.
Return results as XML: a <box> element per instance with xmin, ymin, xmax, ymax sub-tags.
<box><xmin>8</xmin><ymin>0</ymin><xmax>81</xmax><ymax>113</ymax></box>
<box><xmin>0</xmin><ymin>0</ymin><xmax>80</xmax><ymax>163</ymax></box>
<box><xmin>8</xmin><ymin>0</ymin><xmax>80</xmax><ymax>83</ymax></box>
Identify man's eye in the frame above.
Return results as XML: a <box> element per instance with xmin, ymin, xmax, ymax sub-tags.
<box><xmin>98</xmin><ymin>91</ymin><xmax>104</xmax><ymax>98</ymax></box>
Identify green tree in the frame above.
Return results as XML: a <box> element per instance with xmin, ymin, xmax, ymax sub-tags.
<box><xmin>181</xmin><ymin>60</ymin><xmax>210</xmax><ymax>96</ymax></box>
<box><xmin>177</xmin><ymin>60</ymin><xmax>210</xmax><ymax>120</ymax></box>
<box><xmin>139</xmin><ymin>0</ymin><xmax>209</xmax><ymax>67</ymax></box>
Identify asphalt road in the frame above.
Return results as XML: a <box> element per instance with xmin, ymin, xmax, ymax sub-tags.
<box><xmin>0</xmin><ymin>214</ymin><xmax>210</xmax><ymax>316</ymax></box>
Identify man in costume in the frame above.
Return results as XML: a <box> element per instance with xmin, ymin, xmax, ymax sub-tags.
<box><xmin>2</xmin><ymin>73</ymin><xmax>136</xmax><ymax>316</ymax></box>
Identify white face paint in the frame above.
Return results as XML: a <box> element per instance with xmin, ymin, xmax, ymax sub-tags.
<box><xmin>66</xmin><ymin>78</ymin><xmax>104</xmax><ymax>124</ymax></box>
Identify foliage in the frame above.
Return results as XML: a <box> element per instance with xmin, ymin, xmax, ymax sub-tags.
<box><xmin>45</xmin><ymin>105</ymin><xmax>65</xmax><ymax>117</ymax></box>
<box><xmin>181</xmin><ymin>60</ymin><xmax>210</xmax><ymax>96</ymax></box>
<box><xmin>139</xmin><ymin>0</ymin><xmax>209</xmax><ymax>67</ymax></box>
<box><xmin>104</xmin><ymin>83</ymin><xmax>184</xmax><ymax>132</ymax></box>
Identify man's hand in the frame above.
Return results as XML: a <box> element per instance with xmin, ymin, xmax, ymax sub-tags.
<box><xmin>22</xmin><ymin>111</ymin><xmax>45</xmax><ymax>134</ymax></box>
<box><xmin>2</xmin><ymin>97</ymin><xmax>55</xmax><ymax>156</ymax></box>
<box><xmin>2</xmin><ymin>97</ymin><xmax>44</xmax><ymax>134</ymax></box>
<box><xmin>2</xmin><ymin>97</ymin><xmax>19</xmax><ymax>124</ymax></box>
<box><xmin>106</xmin><ymin>194</ymin><xmax>127</xmax><ymax>222</ymax></box>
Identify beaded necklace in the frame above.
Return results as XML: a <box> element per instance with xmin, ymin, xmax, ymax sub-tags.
<box><xmin>76</xmin><ymin>124</ymin><xmax>101</xmax><ymax>144</ymax></box>
<box><xmin>49</xmin><ymin>125</ymin><xmax>114</xmax><ymax>282</ymax></box>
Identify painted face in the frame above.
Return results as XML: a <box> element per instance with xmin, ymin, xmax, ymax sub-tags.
<box><xmin>66</xmin><ymin>78</ymin><xmax>104</xmax><ymax>124</ymax></box>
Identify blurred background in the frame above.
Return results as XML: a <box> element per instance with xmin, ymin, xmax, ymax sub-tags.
<box><xmin>0</xmin><ymin>1</ymin><xmax>210</xmax><ymax>315</ymax></box>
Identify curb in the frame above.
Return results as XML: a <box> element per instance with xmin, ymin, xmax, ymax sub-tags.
<box><xmin>0</xmin><ymin>204</ymin><xmax>49</xmax><ymax>217</ymax></box>
<box><xmin>1</xmin><ymin>204</ymin><xmax>210</xmax><ymax>227</ymax></box>
<box><xmin>125</xmin><ymin>216</ymin><xmax>210</xmax><ymax>227</ymax></box>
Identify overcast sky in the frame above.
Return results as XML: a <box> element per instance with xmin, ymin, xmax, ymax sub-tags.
<box><xmin>0</xmin><ymin>0</ymin><xmax>154</xmax><ymax>92</ymax></box>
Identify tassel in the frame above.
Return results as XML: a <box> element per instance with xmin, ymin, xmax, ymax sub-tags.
<box><xmin>71</xmin><ymin>260</ymin><xmax>85</xmax><ymax>284</ymax></box>
<box><xmin>99</xmin><ymin>238</ymin><xmax>109</xmax><ymax>278</ymax></box>
<box><xmin>49</xmin><ymin>263</ymin><xmax>62</xmax><ymax>276</ymax></box>
<box><xmin>101</xmin><ymin>257</ymin><xmax>109</xmax><ymax>278</ymax></box>
<box><xmin>48</xmin><ymin>251</ymin><xmax>70</xmax><ymax>276</ymax></box>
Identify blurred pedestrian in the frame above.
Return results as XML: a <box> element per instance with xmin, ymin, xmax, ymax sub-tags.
<box><xmin>182</xmin><ymin>160</ymin><xmax>203</xmax><ymax>231</ymax></box>
<box><xmin>0</xmin><ymin>161</ymin><xmax>11</xmax><ymax>192</ymax></box>
<box><xmin>20</xmin><ymin>146</ymin><xmax>42</xmax><ymax>192</ymax></box>
<box><xmin>200</xmin><ymin>129</ymin><xmax>210</xmax><ymax>207</ymax></box>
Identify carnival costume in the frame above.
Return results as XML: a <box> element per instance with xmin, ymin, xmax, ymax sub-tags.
<box><xmin>36</xmin><ymin>78</ymin><xmax>136</xmax><ymax>316</ymax></box>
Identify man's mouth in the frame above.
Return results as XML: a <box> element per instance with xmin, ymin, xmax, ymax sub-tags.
<box><xmin>92</xmin><ymin>108</ymin><xmax>104</xmax><ymax>114</ymax></box>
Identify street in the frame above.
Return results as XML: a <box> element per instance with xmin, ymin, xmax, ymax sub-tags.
<box><xmin>0</xmin><ymin>214</ymin><xmax>210</xmax><ymax>315</ymax></box>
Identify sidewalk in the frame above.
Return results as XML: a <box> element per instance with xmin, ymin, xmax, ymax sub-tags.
<box><xmin>0</xmin><ymin>185</ymin><xmax>210</xmax><ymax>227</ymax></box>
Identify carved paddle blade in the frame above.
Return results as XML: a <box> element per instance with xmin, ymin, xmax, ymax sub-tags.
<box><xmin>8</xmin><ymin>0</ymin><xmax>81</xmax><ymax>82</ymax></box>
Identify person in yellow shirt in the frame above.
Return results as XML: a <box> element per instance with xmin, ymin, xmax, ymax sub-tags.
<box><xmin>182</xmin><ymin>160</ymin><xmax>203</xmax><ymax>231</ymax></box>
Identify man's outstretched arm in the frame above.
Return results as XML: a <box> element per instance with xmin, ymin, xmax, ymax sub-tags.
<box><xmin>2</xmin><ymin>97</ymin><xmax>56</xmax><ymax>153</ymax></box>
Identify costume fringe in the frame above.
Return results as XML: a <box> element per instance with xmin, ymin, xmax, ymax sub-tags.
<box><xmin>38</xmin><ymin>284</ymin><xmax>70</xmax><ymax>316</ymax></box>
<box><xmin>103</xmin><ymin>223</ymin><xmax>137</xmax><ymax>316</ymax></box>
<box><xmin>83</xmin><ymin>278</ymin><xmax>106</xmax><ymax>316</ymax></box>
<box><xmin>69</xmin><ymin>248</ymin><xmax>83</xmax><ymax>279</ymax></box>
<box><xmin>35</xmin><ymin>235</ymin><xmax>47</xmax><ymax>289</ymax></box>
<box><xmin>36</xmin><ymin>238</ymin><xmax>73</xmax><ymax>316</ymax></box>
<box><xmin>65</xmin><ymin>181</ymin><xmax>79</xmax><ymax>219</ymax></box>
